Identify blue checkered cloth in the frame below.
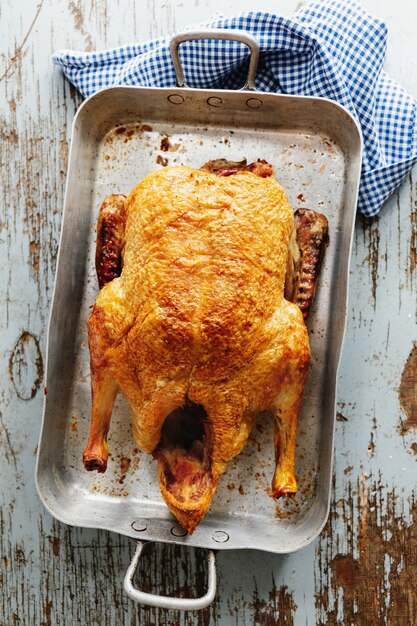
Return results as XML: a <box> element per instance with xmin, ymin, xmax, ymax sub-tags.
<box><xmin>53</xmin><ymin>0</ymin><xmax>417</xmax><ymax>216</ymax></box>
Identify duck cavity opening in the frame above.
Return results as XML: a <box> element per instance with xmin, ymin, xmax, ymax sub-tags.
<box><xmin>154</xmin><ymin>402</ymin><xmax>212</xmax><ymax>502</ymax></box>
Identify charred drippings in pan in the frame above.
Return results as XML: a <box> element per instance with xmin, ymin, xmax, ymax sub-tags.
<box><xmin>201</xmin><ymin>158</ymin><xmax>273</xmax><ymax>178</ymax></box>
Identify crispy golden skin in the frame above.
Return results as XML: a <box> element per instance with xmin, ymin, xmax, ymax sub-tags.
<box><xmin>85</xmin><ymin>166</ymin><xmax>310</xmax><ymax>533</ymax></box>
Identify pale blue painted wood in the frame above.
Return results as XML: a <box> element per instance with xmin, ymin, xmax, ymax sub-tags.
<box><xmin>1</xmin><ymin>1</ymin><xmax>416</xmax><ymax>624</ymax></box>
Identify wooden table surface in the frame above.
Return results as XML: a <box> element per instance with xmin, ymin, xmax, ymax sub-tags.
<box><xmin>1</xmin><ymin>1</ymin><xmax>417</xmax><ymax>624</ymax></box>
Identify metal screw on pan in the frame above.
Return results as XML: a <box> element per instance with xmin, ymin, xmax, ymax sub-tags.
<box><xmin>131</xmin><ymin>519</ymin><xmax>148</xmax><ymax>532</ymax></box>
<box><xmin>167</xmin><ymin>94</ymin><xmax>185</xmax><ymax>104</ymax></box>
<box><xmin>212</xmin><ymin>531</ymin><xmax>229</xmax><ymax>543</ymax></box>
<box><xmin>171</xmin><ymin>525</ymin><xmax>188</xmax><ymax>537</ymax></box>
<box><xmin>246</xmin><ymin>97</ymin><xmax>263</xmax><ymax>109</ymax></box>
<box><xmin>207</xmin><ymin>96</ymin><xmax>223</xmax><ymax>107</ymax></box>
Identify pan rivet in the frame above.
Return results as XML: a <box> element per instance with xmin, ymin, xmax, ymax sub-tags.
<box><xmin>246</xmin><ymin>97</ymin><xmax>263</xmax><ymax>109</ymax></box>
<box><xmin>168</xmin><ymin>94</ymin><xmax>185</xmax><ymax>105</ymax></box>
<box><xmin>207</xmin><ymin>96</ymin><xmax>223</xmax><ymax>107</ymax></box>
<box><xmin>131</xmin><ymin>520</ymin><xmax>147</xmax><ymax>532</ymax></box>
<box><xmin>212</xmin><ymin>531</ymin><xmax>229</xmax><ymax>543</ymax></box>
<box><xmin>171</xmin><ymin>525</ymin><xmax>188</xmax><ymax>537</ymax></box>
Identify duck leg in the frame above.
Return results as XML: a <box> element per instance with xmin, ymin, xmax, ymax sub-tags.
<box><xmin>269</xmin><ymin>304</ymin><xmax>311</xmax><ymax>498</ymax></box>
<box><xmin>83</xmin><ymin>194</ymin><xmax>126</xmax><ymax>471</ymax></box>
<box><xmin>83</xmin><ymin>305</ymin><xmax>118</xmax><ymax>471</ymax></box>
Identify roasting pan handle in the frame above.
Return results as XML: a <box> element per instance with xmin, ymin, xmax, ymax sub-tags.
<box><xmin>170</xmin><ymin>28</ymin><xmax>260</xmax><ymax>90</ymax></box>
<box><xmin>124</xmin><ymin>541</ymin><xmax>217</xmax><ymax>610</ymax></box>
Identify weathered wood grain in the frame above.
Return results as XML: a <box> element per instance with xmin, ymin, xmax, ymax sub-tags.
<box><xmin>316</xmin><ymin>477</ymin><xmax>417</xmax><ymax>624</ymax></box>
<box><xmin>1</xmin><ymin>0</ymin><xmax>417</xmax><ymax>624</ymax></box>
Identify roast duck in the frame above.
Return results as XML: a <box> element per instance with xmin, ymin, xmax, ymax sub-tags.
<box><xmin>83</xmin><ymin>158</ymin><xmax>328</xmax><ymax>533</ymax></box>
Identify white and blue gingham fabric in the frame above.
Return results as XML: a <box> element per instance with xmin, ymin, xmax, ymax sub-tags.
<box><xmin>53</xmin><ymin>0</ymin><xmax>417</xmax><ymax>217</ymax></box>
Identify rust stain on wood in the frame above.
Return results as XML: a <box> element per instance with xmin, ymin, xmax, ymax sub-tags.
<box><xmin>0</xmin><ymin>0</ymin><xmax>44</xmax><ymax>83</ymax></box>
<box><xmin>409</xmin><ymin>177</ymin><xmax>417</xmax><ymax>277</ymax></box>
<box><xmin>48</xmin><ymin>536</ymin><xmax>60</xmax><ymax>557</ymax></box>
<box><xmin>399</xmin><ymin>342</ymin><xmax>417</xmax><ymax>433</ymax></box>
<box><xmin>68</xmin><ymin>1</ymin><xmax>95</xmax><ymax>52</ymax></box>
<box><xmin>0</xmin><ymin>410</ymin><xmax>18</xmax><ymax>471</ymax></box>
<box><xmin>59</xmin><ymin>139</ymin><xmax>69</xmax><ymax>178</ymax></box>
<box><xmin>331</xmin><ymin>554</ymin><xmax>360</xmax><ymax>590</ymax></box>
<box><xmin>1</xmin><ymin>512</ymin><xmax>224</xmax><ymax>625</ymax></box>
<box><xmin>9</xmin><ymin>331</ymin><xmax>43</xmax><ymax>401</ymax></box>
<box><xmin>367</xmin><ymin>431</ymin><xmax>375</xmax><ymax>456</ymax></box>
<box><xmin>360</xmin><ymin>215</ymin><xmax>380</xmax><ymax>308</ymax></box>
<box><xmin>336</xmin><ymin>411</ymin><xmax>348</xmax><ymax>422</ymax></box>
<box><xmin>251</xmin><ymin>582</ymin><xmax>297</xmax><ymax>625</ymax></box>
<box><xmin>41</xmin><ymin>600</ymin><xmax>53</xmax><ymax>626</ymax></box>
<box><xmin>367</xmin><ymin>416</ymin><xmax>377</xmax><ymax>457</ymax></box>
<box><xmin>1</xmin><ymin>127</ymin><xmax>18</xmax><ymax>144</ymax></box>
<box><xmin>29</xmin><ymin>240</ymin><xmax>41</xmax><ymax>273</ymax></box>
<box><xmin>316</xmin><ymin>476</ymin><xmax>417</xmax><ymax>625</ymax></box>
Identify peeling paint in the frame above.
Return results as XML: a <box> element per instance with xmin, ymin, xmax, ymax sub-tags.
<box><xmin>251</xmin><ymin>583</ymin><xmax>297</xmax><ymax>625</ymax></box>
<box><xmin>409</xmin><ymin>175</ymin><xmax>417</xmax><ymax>278</ymax></box>
<box><xmin>399</xmin><ymin>342</ymin><xmax>417</xmax><ymax>432</ymax></box>
<box><xmin>48</xmin><ymin>536</ymin><xmax>60</xmax><ymax>557</ymax></box>
<box><xmin>360</xmin><ymin>215</ymin><xmax>380</xmax><ymax>308</ymax></box>
<box><xmin>0</xmin><ymin>411</ymin><xmax>17</xmax><ymax>470</ymax></box>
<box><xmin>9</xmin><ymin>331</ymin><xmax>43</xmax><ymax>401</ymax></box>
<box><xmin>68</xmin><ymin>1</ymin><xmax>95</xmax><ymax>52</ymax></box>
<box><xmin>0</xmin><ymin>0</ymin><xmax>44</xmax><ymax>83</ymax></box>
<box><xmin>316</xmin><ymin>477</ymin><xmax>417</xmax><ymax>625</ymax></box>
<box><xmin>336</xmin><ymin>411</ymin><xmax>348</xmax><ymax>422</ymax></box>
<box><xmin>59</xmin><ymin>139</ymin><xmax>69</xmax><ymax>176</ymax></box>
<box><xmin>1</xmin><ymin>127</ymin><xmax>18</xmax><ymax>144</ymax></box>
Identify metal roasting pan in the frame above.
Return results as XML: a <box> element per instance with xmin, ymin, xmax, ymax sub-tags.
<box><xmin>36</xmin><ymin>29</ymin><xmax>362</xmax><ymax>610</ymax></box>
